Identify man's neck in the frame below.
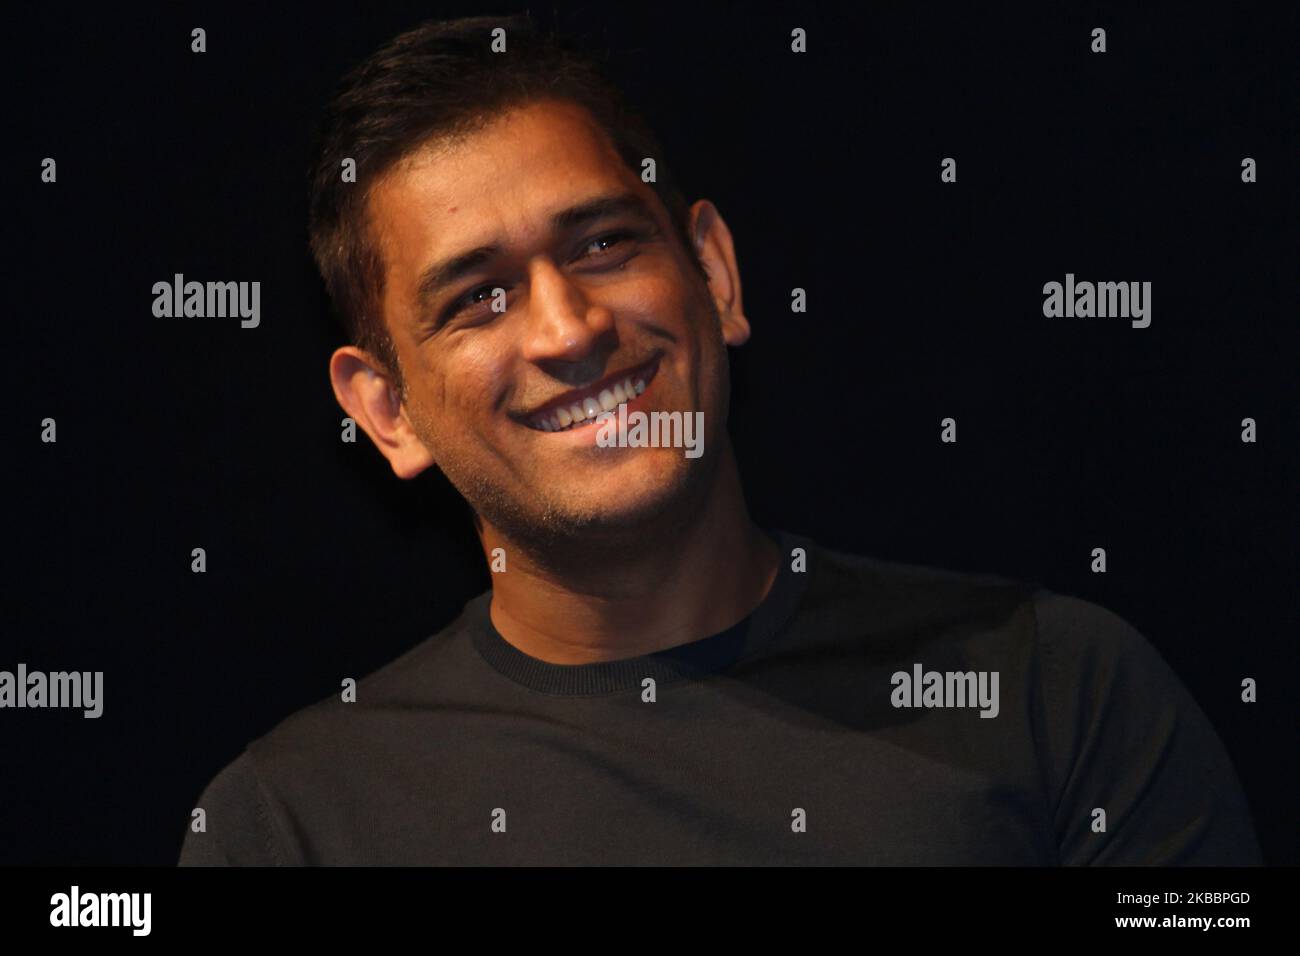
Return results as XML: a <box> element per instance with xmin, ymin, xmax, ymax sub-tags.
<box><xmin>480</xmin><ymin>449</ymin><xmax>781</xmax><ymax>665</ymax></box>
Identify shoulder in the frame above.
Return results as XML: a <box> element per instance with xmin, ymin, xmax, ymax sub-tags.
<box><xmin>1030</xmin><ymin>588</ymin><xmax>1156</xmax><ymax>665</ymax></box>
<box><xmin>178</xmin><ymin>749</ymin><xmax>281</xmax><ymax>865</ymax></box>
<box><xmin>179</xmin><ymin>592</ymin><xmax>490</xmax><ymax>865</ymax></box>
<box><xmin>788</xmin><ymin>530</ymin><xmax>1043</xmax><ymax>634</ymax></box>
<box><xmin>1019</xmin><ymin>589</ymin><xmax>1262</xmax><ymax>864</ymax></box>
<box><xmin>1025</xmin><ymin>588</ymin><xmax>1201</xmax><ymax>726</ymax></box>
<box><xmin>253</xmin><ymin>592</ymin><xmax>488</xmax><ymax>751</ymax></box>
<box><xmin>792</xmin><ymin>533</ymin><xmax>1171</xmax><ymax>676</ymax></box>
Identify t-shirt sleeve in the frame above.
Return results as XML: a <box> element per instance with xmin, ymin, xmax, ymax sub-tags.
<box><xmin>177</xmin><ymin>750</ymin><xmax>287</xmax><ymax>866</ymax></box>
<box><xmin>1030</xmin><ymin>590</ymin><xmax>1262</xmax><ymax>865</ymax></box>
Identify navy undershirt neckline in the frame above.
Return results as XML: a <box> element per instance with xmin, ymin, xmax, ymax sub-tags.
<box><xmin>470</xmin><ymin>528</ymin><xmax>809</xmax><ymax>696</ymax></box>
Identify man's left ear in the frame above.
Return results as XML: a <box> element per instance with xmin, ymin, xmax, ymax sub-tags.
<box><xmin>689</xmin><ymin>199</ymin><xmax>750</xmax><ymax>345</ymax></box>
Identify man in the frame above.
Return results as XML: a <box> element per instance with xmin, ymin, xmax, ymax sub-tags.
<box><xmin>179</xmin><ymin>15</ymin><xmax>1261</xmax><ymax>865</ymax></box>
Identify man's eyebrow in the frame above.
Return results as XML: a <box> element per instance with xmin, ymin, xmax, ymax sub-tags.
<box><xmin>414</xmin><ymin>192</ymin><xmax>659</xmax><ymax>308</ymax></box>
<box><xmin>549</xmin><ymin>192</ymin><xmax>658</xmax><ymax>233</ymax></box>
<box><xmin>415</xmin><ymin>245</ymin><xmax>500</xmax><ymax>309</ymax></box>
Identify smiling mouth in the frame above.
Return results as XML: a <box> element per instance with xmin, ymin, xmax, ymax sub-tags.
<box><xmin>522</xmin><ymin>358</ymin><xmax>660</xmax><ymax>433</ymax></box>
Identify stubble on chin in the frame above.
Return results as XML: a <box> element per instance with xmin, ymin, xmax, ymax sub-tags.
<box><xmin>468</xmin><ymin>445</ymin><xmax>715</xmax><ymax>565</ymax></box>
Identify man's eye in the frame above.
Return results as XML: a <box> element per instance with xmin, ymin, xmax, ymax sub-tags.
<box><xmin>464</xmin><ymin>285</ymin><xmax>496</xmax><ymax>306</ymax></box>
<box><xmin>579</xmin><ymin>231</ymin><xmax>635</xmax><ymax>259</ymax></box>
<box><xmin>448</xmin><ymin>284</ymin><xmax>503</xmax><ymax>319</ymax></box>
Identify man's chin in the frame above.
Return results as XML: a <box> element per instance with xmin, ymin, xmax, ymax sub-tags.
<box><xmin>537</xmin><ymin>475</ymin><xmax>687</xmax><ymax>536</ymax></box>
<box><xmin>483</xmin><ymin>457</ymin><xmax>711</xmax><ymax>556</ymax></box>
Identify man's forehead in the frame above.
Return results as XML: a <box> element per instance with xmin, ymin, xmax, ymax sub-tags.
<box><xmin>372</xmin><ymin>100</ymin><xmax>634</xmax><ymax>230</ymax></box>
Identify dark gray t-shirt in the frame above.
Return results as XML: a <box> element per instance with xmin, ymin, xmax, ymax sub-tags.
<box><xmin>178</xmin><ymin>530</ymin><xmax>1262</xmax><ymax>865</ymax></box>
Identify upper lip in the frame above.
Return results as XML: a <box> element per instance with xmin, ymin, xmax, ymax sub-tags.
<box><xmin>514</xmin><ymin>356</ymin><xmax>660</xmax><ymax>420</ymax></box>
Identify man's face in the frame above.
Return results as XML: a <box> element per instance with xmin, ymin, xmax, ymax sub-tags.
<box><xmin>365</xmin><ymin>99</ymin><xmax>742</xmax><ymax>546</ymax></box>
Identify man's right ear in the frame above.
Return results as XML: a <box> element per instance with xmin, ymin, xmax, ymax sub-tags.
<box><xmin>328</xmin><ymin>347</ymin><xmax>435</xmax><ymax>479</ymax></box>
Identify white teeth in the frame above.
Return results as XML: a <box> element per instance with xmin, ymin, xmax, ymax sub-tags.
<box><xmin>531</xmin><ymin>366</ymin><xmax>654</xmax><ymax>432</ymax></box>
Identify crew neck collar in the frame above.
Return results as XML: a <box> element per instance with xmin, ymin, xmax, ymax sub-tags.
<box><xmin>470</xmin><ymin>528</ymin><xmax>811</xmax><ymax>696</ymax></box>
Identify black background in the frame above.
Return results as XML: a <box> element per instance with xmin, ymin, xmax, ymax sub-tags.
<box><xmin>9</xmin><ymin>1</ymin><xmax>1297</xmax><ymax>865</ymax></box>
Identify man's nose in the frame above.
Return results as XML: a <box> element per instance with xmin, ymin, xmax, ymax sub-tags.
<box><xmin>517</xmin><ymin>258</ymin><xmax>616</xmax><ymax>365</ymax></box>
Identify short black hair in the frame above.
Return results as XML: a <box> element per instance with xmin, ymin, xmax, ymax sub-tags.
<box><xmin>307</xmin><ymin>13</ymin><xmax>705</xmax><ymax>397</ymax></box>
